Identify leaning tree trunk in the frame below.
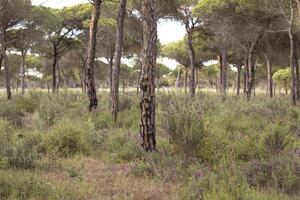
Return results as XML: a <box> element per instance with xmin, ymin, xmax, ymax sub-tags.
<box><xmin>111</xmin><ymin>0</ymin><xmax>127</xmax><ymax>120</ymax></box>
<box><xmin>187</xmin><ymin>32</ymin><xmax>196</xmax><ymax>97</ymax></box>
<box><xmin>264</xmin><ymin>53</ymin><xmax>273</xmax><ymax>98</ymax></box>
<box><xmin>139</xmin><ymin>0</ymin><xmax>157</xmax><ymax>152</ymax></box>
<box><xmin>86</xmin><ymin>0</ymin><xmax>102</xmax><ymax>111</ymax></box>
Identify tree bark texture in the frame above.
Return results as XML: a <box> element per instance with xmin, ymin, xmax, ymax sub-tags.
<box><xmin>139</xmin><ymin>0</ymin><xmax>157</xmax><ymax>152</ymax></box>
<box><xmin>85</xmin><ymin>0</ymin><xmax>102</xmax><ymax>111</ymax></box>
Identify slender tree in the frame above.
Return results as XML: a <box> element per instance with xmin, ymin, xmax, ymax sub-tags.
<box><xmin>111</xmin><ymin>0</ymin><xmax>127</xmax><ymax>120</ymax></box>
<box><xmin>86</xmin><ymin>0</ymin><xmax>103</xmax><ymax>111</ymax></box>
<box><xmin>139</xmin><ymin>0</ymin><xmax>157</xmax><ymax>152</ymax></box>
<box><xmin>0</xmin><ymin>0</ymin><xmax>30</xmax><ymax>99</ymax></box>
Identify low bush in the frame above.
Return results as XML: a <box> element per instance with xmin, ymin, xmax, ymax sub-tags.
<box><xmin>0</xmin><ymin>171</ymin><xmax>50</xmax><ymax>200</ymax></box>
<box><xmin>0</xmin><ymin>119</ymin><xmax>41</xmax><ymax>169</ymax></box>
<box><xmin>244</xmin><ymin>156</ymin><xmax>300</xmax><ymax>194</ymax></box>
<box><xmin>160</xmin><ymin>96</ymin><xmax>205</xmax><ymax>157</ymax></box>
<box><xmin>44</xmin><ymin>120</ymin><xmax>93</xmax><ymax>157</ymax></box>
<box><xmin>106</xmin><ymin>134</ymin><xmax>143</xmax><ymax>162</ymax></box>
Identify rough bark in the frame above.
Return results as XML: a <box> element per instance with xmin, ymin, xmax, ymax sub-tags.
<box><xmin>264</xmin><ymin>53</ymin><xmax>273</xmax><ymax>98</ymax></box>
<box><xmin>139</xmin><ymin>0</ymin><xmax>157</xmax><ymax>152</ymax></box>
<box><xmin>85</xmin><ymin>0</ymin><xmax>102</xmax><ymax>111</ymax></box>
<box><xmin>111</xmin><ymin>0</ymin><xmax>127</xmax><ymax>120</ymax></box>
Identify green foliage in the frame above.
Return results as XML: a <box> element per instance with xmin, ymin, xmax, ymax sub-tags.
<box><xmin>106</xmin><ymin>134</ymin><xmax>143</xmax><ymax>162</ymax></box>
<box><xmin>0</xmin><ymin>171</ymin><xmax>50</xmax><ymax>200</ymax></box>
<box><xmin>44</xmin><ymin>120</ymin><xmax>93</xmax><ymax>157</ymax></box>
<box><xmin>161</xmin><ymin>96</ymin><xmax>205</xmax><ymax>157</ymax></box>
<box><xmin>264</xmin><ymin>125</ymin><xmax>289</xmax><ymax>155</ymax></box>
<box><xmin>273</xmin><ymin>69</ymin><xmax>291</xmax><ymax>91</ymax></box>
<box><xmin>245</xmin><ymin>156</ymin><xmax>300</xmax><ymax>194</ymax></box>
<box><xmin>0</xmin><ymin>119</ymin><xmax>41</xmax><ymax>169</ymax></box>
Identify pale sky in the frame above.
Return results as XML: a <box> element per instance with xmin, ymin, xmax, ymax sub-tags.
<box><xmin>32</xmin><ymin>0</ymin><xmax>185</xmax><ymax>69</ymax></box>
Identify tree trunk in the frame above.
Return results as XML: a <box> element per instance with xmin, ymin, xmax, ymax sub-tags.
<box><xmin>293</xmin><ymin>35</ymin><xmax>300</xmax><ymax>100</ymax></box>
<box><xmin>236</xmin><ymin>65</ymin><xmax>242</xmax><ymax>96</ymax></box>
<box><xmin>85</xmin><ymin>0</ymin><xmax>102</xmax><ymax>111</ymax></box>
<box><xmin>289</xmin><ymin>26</ymin><xmax>297</xmax><ymax>105</ymax></box>
<box><xmin>52</xmin><ymin>45</ymin><xmax>58</xmax><ymax>93</ymax></box>
<box><xmin>20</xmin><ymin>51</ymin><xmax>26</xmax><ymax>95</ymax></box>
<box><xmin>175</xmin><ymin>67</ymin><xmax>180</xmax><ymax>90</ymax></box>
<box><xmin>246</xmin><ymin>33</ymin><xmax>262</xmax><ymax>100</ymax></box>
<box><xmin>111</xmin><ymin>0</ymin><xmax>127</xmax><ymax>120</ymax></box>
<box><xmin>108</xmin><ymin>56</ymin><xmax>113</xmax><ymax>95</ymax></box>
<box><xmin>1</xmin><ymin>30</ymin><xmax>11</xmax><ymax>100</ymax></box>
<box><xmin>184</xmin><ymin>68</ymin><xmax>188</xmax><ymax>94</ymax></box>
<box><xmin>187</xmin><ymin>32</ymin><xmax>196</xmax><ymax>97</ymax></box>
<box><xmin>139</xmin><ymin>0</ymin><xmax>157</xmax><ymax>152</ymax></box>
<box><xmin>219</xmin><ymin>48</ymin><xmax>227</xmax><ymax>98</ymax></box>
<box><xmin>264</xmin><ymin>53</ymin><xmax>273</xmax><ymax>98</ymax></box>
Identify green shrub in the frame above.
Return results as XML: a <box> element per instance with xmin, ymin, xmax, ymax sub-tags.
<box><xmin>244</xmin><ymin>156</ymin><xmax>300</xmax><ymax>194</ymax></box>
<box><xmin>106</xmin><ymin>135</ymin><xmax>143</xmax><ymax>162</ymax></box>
<box><xmin>118</xmin><ymin>95</ymin><xmax>134</xmax><ymax>112</ymax></box>
<box><xmin>264</xmin><ymin>125</ymin><xmax>289</xmax><ymax>155</ymax></box>
<box><xmin>161</xmin><ymin>97</ymin><xmax>205</xmax><ymax>157</ymax></box>
<box><xmin>0</xmin><ymin>171</ymin><xmax>50</xmax><ymax>200</ymax></box>
<box><xmin>0</xmin><ymin>101</ymin><xmax>24</xmax><ymax>127</ymax></box>
<box><xmin>44</xmin><ymin>121</ymin><xmax>92</xmax><ymax>157</ymax></box>
<box><xmin>91</xmin><ymin>111</ymin><xmax>114</xmax><ymax>130</ymax></box>
<box><xmin>0</xmin><ymin>119</ymin><xmax>40</xmax><ymax>169</ymax></box>
<box><xmin>9</xmin><ymin>133</ymin><xmax>42</xmax><ymax>169</ymax></box>
<box><xmin>181</xmin><ymin>159</ymin><xmax>291</xmax><ymax>200</ymax></box>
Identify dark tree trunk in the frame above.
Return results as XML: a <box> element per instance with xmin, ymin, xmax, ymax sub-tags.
<box><xmin>111</xmin><ymin>0</ymin><xmax>127</xmax><ymax>120</ymax></box>
<box><xmin>139</xmin><ymin>0</ymin><xmax>157</xmax><ymax>152</ymax></box>
<box><xmin>246</xmin><ymin>33</ymin><xmax>262</xmax><ymax>100</ymax></box>
<box><xmin>244</xmin><ymin>49</ymin><xmax>249</xmax><ymax>95</ymax></box>
<box><xmin>289</xmin><ymin>26</ymin><xmax>298</xmax><ymax>105</ymax></box>
<box><xmin>264</xmin><ymin>53</ymin><xmax>273</xmax><ymax>98</ymax></box>
<box><xmin>1</xmin><ymin>30</ymin><xmax>11</xmax><ymax>100</ymax></box>
<box><xmin>20</xmin><ymin>51</ymin><xmax>26</xmax><ymax>95</ymax></box>
<box><xmin>187</xmin><ymin>32</ymin><xmax>196</xmax><ymax>97</ymax></box>
<box><xmin>108</xmin><ymin>56</ymin><xmax>113</xmax><ymax>95</ymax></box>
<box><xmin>52</xmin><ymin>45</ymin><xmax>58</xmax><ymax>93</ymax></box>
<box><xmin>219</xmin><ymin>48</ymin><xmax>227</xmax><ymax>98</ymax></box>
<box><xmin>86</xmin><ymin>0</ymin><xmax>102</xmax><ymax>111</ymax></box>
<box><xmin>293</xmin><ymin>35</ymin><xmax>300</xmax><ymax>100</ymax></box>
<box><xmin>236</xmin><ymin>65</ymin><xmax>242</xmax><ymax>96</ymax></box>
